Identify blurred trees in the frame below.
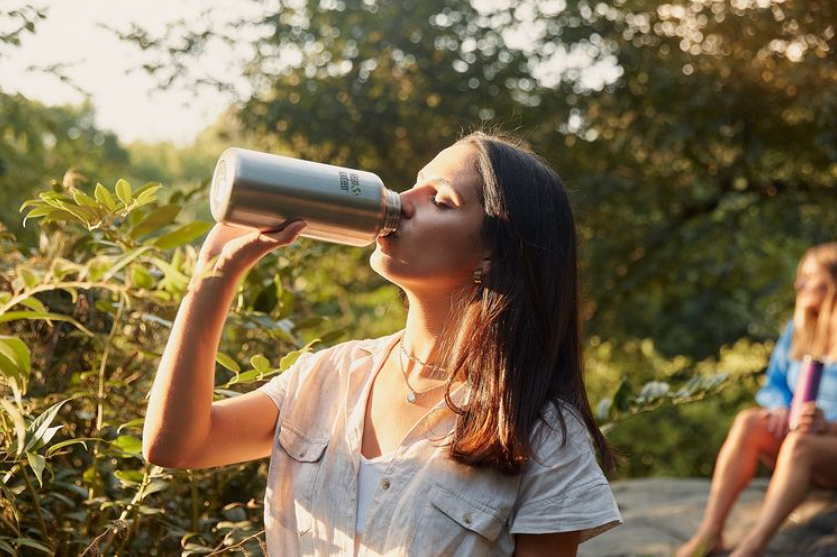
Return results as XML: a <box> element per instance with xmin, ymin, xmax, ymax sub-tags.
<box><xmin>537</xmin><ymin>0</ymin><xmax>837</xmax><ymax>357</ymax></box>
<box><xmin>0</xmin><ymin>7</ymin><xmax>129</xmax><ymax>244</ymax></box>
<box><xmin>120</xmin><ymin>0</ymin><xmax>837</xmax><ymax>357</ymax></box>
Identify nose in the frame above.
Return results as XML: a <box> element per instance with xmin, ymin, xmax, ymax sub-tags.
<box><xmin>398</xmin><ymin>189</ymin><xmax>417</xmax><ymax>220</ymax></box>
<box><xmin>794</xmin><ymin>277</ymin><xmax>806</xmax><ymax>292</ymax></box>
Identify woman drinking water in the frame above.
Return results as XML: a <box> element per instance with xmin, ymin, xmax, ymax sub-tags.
<box><xmin>143</xmin><ymin>131</ymin><xmax>622</xmax><ymax>556</ymax></box>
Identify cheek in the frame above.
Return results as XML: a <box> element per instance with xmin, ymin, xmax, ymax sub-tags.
<box><xmin>427</xmin><ymin>219</ymin><xmax>484</xmax><ymax>265</ymax></box>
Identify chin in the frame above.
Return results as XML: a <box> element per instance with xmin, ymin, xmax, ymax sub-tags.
<box><xmin>369</xmin><ymin>249</ymin><xmax>401</xmax><ymax>283</ymax></box>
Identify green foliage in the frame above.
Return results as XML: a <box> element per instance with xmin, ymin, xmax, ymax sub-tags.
<box><xmin>0</xmin><ymin>177</ymin><xmax>357</xmax><ymax>553</ymax></box>
<box><xmin>0</xmin><ymin>95</ymin><xmax>130</xmax><ymax>246</ymax></box>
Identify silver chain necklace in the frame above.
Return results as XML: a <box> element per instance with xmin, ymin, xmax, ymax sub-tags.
<box><xmin>398</xmin><ymin>340</ymin><xmax>446</xmax><ymax>404</ymax></box>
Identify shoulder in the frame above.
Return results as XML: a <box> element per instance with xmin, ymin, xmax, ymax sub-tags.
<box><xmin>779</xmin><ymin>320</ymin><xmax>794</xmax><ymax>340</ymax></box>
<box><xmin>286</xmin><ymin>330</ymin><xmax>401</xmax><ymax>382</ymax></box>
<box><xmin>510</xmin><ymin>400</ymin><xmax>621</xmax><ymax>540</ymax></box>
<box><xmin>521</xmin><ymin>400</ymin><xmax>600</xmax><ymax>475</ymax></box>
<box><xmin>772</xmin><ymin>320</ymin><xmax>795</xmax><ymax>356</ymax></box>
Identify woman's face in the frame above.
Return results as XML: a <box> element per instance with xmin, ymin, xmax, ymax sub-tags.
<box><xmin>370</xmin><ymin>143</ymin><xmax>488</xmax><ymax>295</ymax></box>
<box><xmin>794</xmin><ymin>256</ymin><xmax>832</xmax><ymax>312</ymax></box>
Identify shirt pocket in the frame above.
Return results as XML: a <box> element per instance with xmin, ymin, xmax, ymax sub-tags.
<box><xmin>278</xmin><ymin>423</ymin><xmax>329</xmax><ymax>462</ymax></box>
<box><xmin>274</xmin><ymin>421</ymin><xmax>330</xmax><ymax>536</ymax></box>
<box><xmin>409</xmin><ymin>483</ymin><xmax>508</xmax><ymax>556</ymax></box>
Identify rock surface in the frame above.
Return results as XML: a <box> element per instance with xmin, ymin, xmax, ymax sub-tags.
<box><xmin>580</xmin><ymin>478</ymin><xmax>837</xmax><ymax>557</ymax></box>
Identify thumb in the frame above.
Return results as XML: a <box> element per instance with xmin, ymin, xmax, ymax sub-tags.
<box><xmin>261</xmin><ymin>220</ymin><xmax>308</xmax><ymax>244</ymax></box>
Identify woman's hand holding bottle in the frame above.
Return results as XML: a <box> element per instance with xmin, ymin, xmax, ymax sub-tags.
<box><xmin>193</xmin><ymin>220</ymin><xmax>308</xmax><ymax>285</ymax></box>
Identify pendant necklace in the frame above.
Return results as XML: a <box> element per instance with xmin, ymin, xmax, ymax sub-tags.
<box><xmin>398</xmin><ymin>339</ymin><xmax>446</xmax><ymax>404</ymax></box>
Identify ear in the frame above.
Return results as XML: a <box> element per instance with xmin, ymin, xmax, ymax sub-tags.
<box><xmin>478</xmin><ymin>249</ymin><xmax>492</xmax><ymax>275</ymax></box>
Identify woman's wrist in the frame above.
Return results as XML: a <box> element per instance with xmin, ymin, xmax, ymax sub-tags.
<box><xmin>188</xmin><ymin>256</ymin><xmax>244</xmax><ymax>292</ymax></box>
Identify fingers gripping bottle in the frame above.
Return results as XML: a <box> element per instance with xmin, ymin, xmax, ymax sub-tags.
<box><xmin>210</xmin><ymin>148</ymin><xmax>401</xmax><ymax>247</ymax></box>
<box><xmin>788</xmin><ymin>355</ymin><xmax>824</xmax><ymax>430</ymax></box>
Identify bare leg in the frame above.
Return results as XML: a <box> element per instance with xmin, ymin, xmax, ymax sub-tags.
<box><xmin>677</xmin><ymin>409</ymin><xmax>783</xmax><ymax>557</ymax></box>
<box><xmin>731</xmin><ymin>432</ymin><xmax>837</xmax><ymax>557</ymax></box>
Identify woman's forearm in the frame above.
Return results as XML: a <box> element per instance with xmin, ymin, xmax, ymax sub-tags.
<box><xmin>142</xmin><ymin>267</ymin><xmax>240</xmax><ymax>467</ymax></box>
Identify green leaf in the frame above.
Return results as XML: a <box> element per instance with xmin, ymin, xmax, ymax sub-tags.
<box><xmin>95</xmin><ymin>182</ymin><xmax>117</xmax><ymax>211</ymax></box>
<box><xmin>61</xmin><ymin>286</ymin><xmax>79</xmax><ymax>303</ymax></box>
<box><xmin>0</xmin><ymin>336</ymin><xmax>31</xmax><ymax>384</ymax></box>
<box><xmin>134</xmin><ymin>184</ymin><xmax>163</xmax><ymax>207</ymax></box>
<box><xmin>251</xmin><ymin>355</ymin><xmax>270</xmax><ymax>373</ymax></box>
<box><xmin>70</xmin><ymin>187</ymin><xmax>99</xmax><ymax>208</ymax></box>
<box><xmin>16</xmin><ymin>266</ymin><xmax>39</xmax><ymax>288</ymax></box>
<box><xmin>102</xmin><ymin>246</ymin><xmax>153</xmax><ymax>281</ymax></box>
<box><xmin>18</xmin><ymin>199</ymin><xmax>49</xmax><ymax>213</ymax></box>
<box><xmin>182</xmin><ymin>542</ymin><xmax>214</xmax><ymax>556</ymax></box>
<box><xmin>0</xmin><ymin>311</ymin><xmax>94</xmax><ymax>336</ymax></box>
<box><xmin>111</xmin><ymin>435</ymin><xmax>142</xmax><ymax>455</ymax></box>
<box><xmin>279</xmin><ymin>338</ymin><xmax>319</xmax><ymax>371</ymax></box>
<box><xmin>115</xmin><ymin>179</ymin><xmax>132</xmax><ymax>206</ymax></box>
<box><xmin>114</xmin><ymin>469</ymin><xmax>144</xmax><ymax>486</ymax></box>
<box><xmin>279</xmin><ymin>351</ymin><xmax>303</xmax><ymax>371</ymax></box>
<box><xmin>0</xmin><ymin>540</ymin><xmax>16</xmax><ymax>555</ymax></box>
<box><xmin>0</xmin><ymin>352</ymin><xmax>26</xmax><ymax>393</ymax></box>
<box><xmin>0</xmin><ymin>398</ymin><xmax>26</xmax><ymax>456</ymax></box>
<box><xmin>129</xmin><ymin>204</ymin><xmax>181</xmax><ymax>239</ymax></box>
<box><xmin>221</xmin><ymin>367</ymin><xmax>281</xmax><ymax>386</ymax></box>
<box><xmin>26</xmin><ymin>452</ymin><xmax>46</xmax><ymax>487</ymax></box>
<box><xmin>21</xmin><ymin>207</ymin><xmax>53</xmax><ymax>227</ymax></box>
<box><xmin>151</xmin><ymin>221</ymin><xmax>213</xmax><ymax>250</ymax></box>
<box><xmin>18</xmin><ymin>297</ymin><xmax>47</xmax><ymax>313</ymax></box>
<box><xmin>46</xmin><ymin>437</ymin><xmax>98</xmax><ymax>457</ymax></box>
<box><xmin>117</xmin><ymin>418</ymin><xmax>145</xmax><ymax>433</ymax></box>
<box><xmin>37</xmin><ymin>209</ymin><xmax>77</xmax><ymax>224</ymax></box>
<box><xmin>612</xmin><ymin>379</ymin><xmax>633</xmax><ymax>413</ymax></box>
<box><xmin>13</xmin><ymin>538</ymin><xmax>52</xmax><ymax>554</ymax></box>
<box><xmin>142</xmin><ymin>478</ymin><xmax>168</xmax><ymax>497</ymax></box>
<box><xmin>216</xmin><ymin>352</ymin><xmax>241</xmax><ymax>373</ymax></box>
<box><xmin>39</xmin><ymin>191</ymin><xmax>71</xmax><ymax>208</ymax></box>
<box><xmin>55</xmin><ymin>200</ymin><xmax>95</xmax><ymax>225</ymax></box>
<box><xmin>129</xmin><ymin>265</ymin><xmax>155</xmax><ymax>289</ymax></box>
<box><xmin>24</xmin><ymin>399</ymin><xmax>70</xmax><ymax>453</ymax></box>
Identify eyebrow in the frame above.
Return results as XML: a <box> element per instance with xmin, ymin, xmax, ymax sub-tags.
<box><xmin>416</xmin><ymin>171</ymin><xmax>463</xmax><ymax>205</ymax></box>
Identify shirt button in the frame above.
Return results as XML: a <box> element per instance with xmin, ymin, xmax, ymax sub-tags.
<box><xmin>463</xmin><ymin>513</ymin><xmax>472</xmax><ymax>525</ymax></box>
<box><xmin>381</xmin><ymin>479</ymin><xmax>391</xmax><ymax>490</ymax></box>
<box><xmin>298</xmin><ymin>451</ymin><xmax>306</xmax><ymax>458</ymax></box>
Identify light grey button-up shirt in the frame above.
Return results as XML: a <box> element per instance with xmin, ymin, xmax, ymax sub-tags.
<box><xmin>257</xmin><ymin>330</ymin><xmax>621</xmax><ymax>556</ymax></box>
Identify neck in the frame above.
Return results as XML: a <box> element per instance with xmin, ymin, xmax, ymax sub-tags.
<box><xmin>401</xmin><ymin>287</ymin><xmax>466</xmax><ymax>380</ymax></box>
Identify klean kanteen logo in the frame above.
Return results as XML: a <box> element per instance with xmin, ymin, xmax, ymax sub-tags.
<box><xmin>340</xmin><ymin>171</ymin><xmax>362</xmax><ymax>196</ymax></box>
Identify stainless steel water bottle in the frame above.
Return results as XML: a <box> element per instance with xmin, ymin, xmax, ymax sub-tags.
<box><xmin>210</xmin><ymin>148</ymin><xmax>401</xmax><ymax>247</ymax></box>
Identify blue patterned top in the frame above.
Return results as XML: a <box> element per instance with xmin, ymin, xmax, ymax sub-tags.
<box><xmin>755</xmin><ymin>322</ymin><xmax>837</xmax><ymax>422</ymax></box>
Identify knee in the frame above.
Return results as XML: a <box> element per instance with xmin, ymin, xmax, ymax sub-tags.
<box><xmin>731</xmin><ymin>408</ymin><xmax>763</xmax><ymax>434</ymax></box>
<box><xmin>778</xmin><ymin>431</ymin><xmax>813</xmax><ymax>464</ymax></box>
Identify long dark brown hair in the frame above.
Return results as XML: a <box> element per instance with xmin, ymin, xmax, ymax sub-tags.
<box><xmin>438</xmin><ymin>130</ymin><xmax>615</xmax><ymax>475</ymax></box>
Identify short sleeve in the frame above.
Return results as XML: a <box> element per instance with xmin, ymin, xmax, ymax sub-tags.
<box><xmin>255</xmin><ymin>351</ymin><xmax>317</xmax><ymax>412</ymax></box>
<box><xmin>755</xmin><ymin>321</ymin><xmax>794</xmax><ymax>410</ymax></box>
<box><xmin>508</xmin><ymin>406</ymin><xmax>622</xmax><ymax>542</ymax></box>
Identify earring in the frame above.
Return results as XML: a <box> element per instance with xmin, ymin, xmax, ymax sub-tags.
<box><xmin>473</xmin><ymin>268</ymin><xmax>483</xmax><ymax>285</ymax></box>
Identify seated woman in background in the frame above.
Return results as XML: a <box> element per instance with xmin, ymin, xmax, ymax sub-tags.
<box><xmin>678</xmin><ymin>242</ymin><xmax>837</xmax><ymax>557</ymax></box>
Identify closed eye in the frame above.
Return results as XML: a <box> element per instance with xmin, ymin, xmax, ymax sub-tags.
<box><xmin>430</xmin><ymin>196</ymin><xmax>451</xmax><ymax>209</ymax></box>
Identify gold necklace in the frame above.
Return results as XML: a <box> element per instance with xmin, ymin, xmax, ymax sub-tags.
<box><xmin>398</xmin><ymin>340</ymin><xmax>446</xmax><ymax>404</ymax></box>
